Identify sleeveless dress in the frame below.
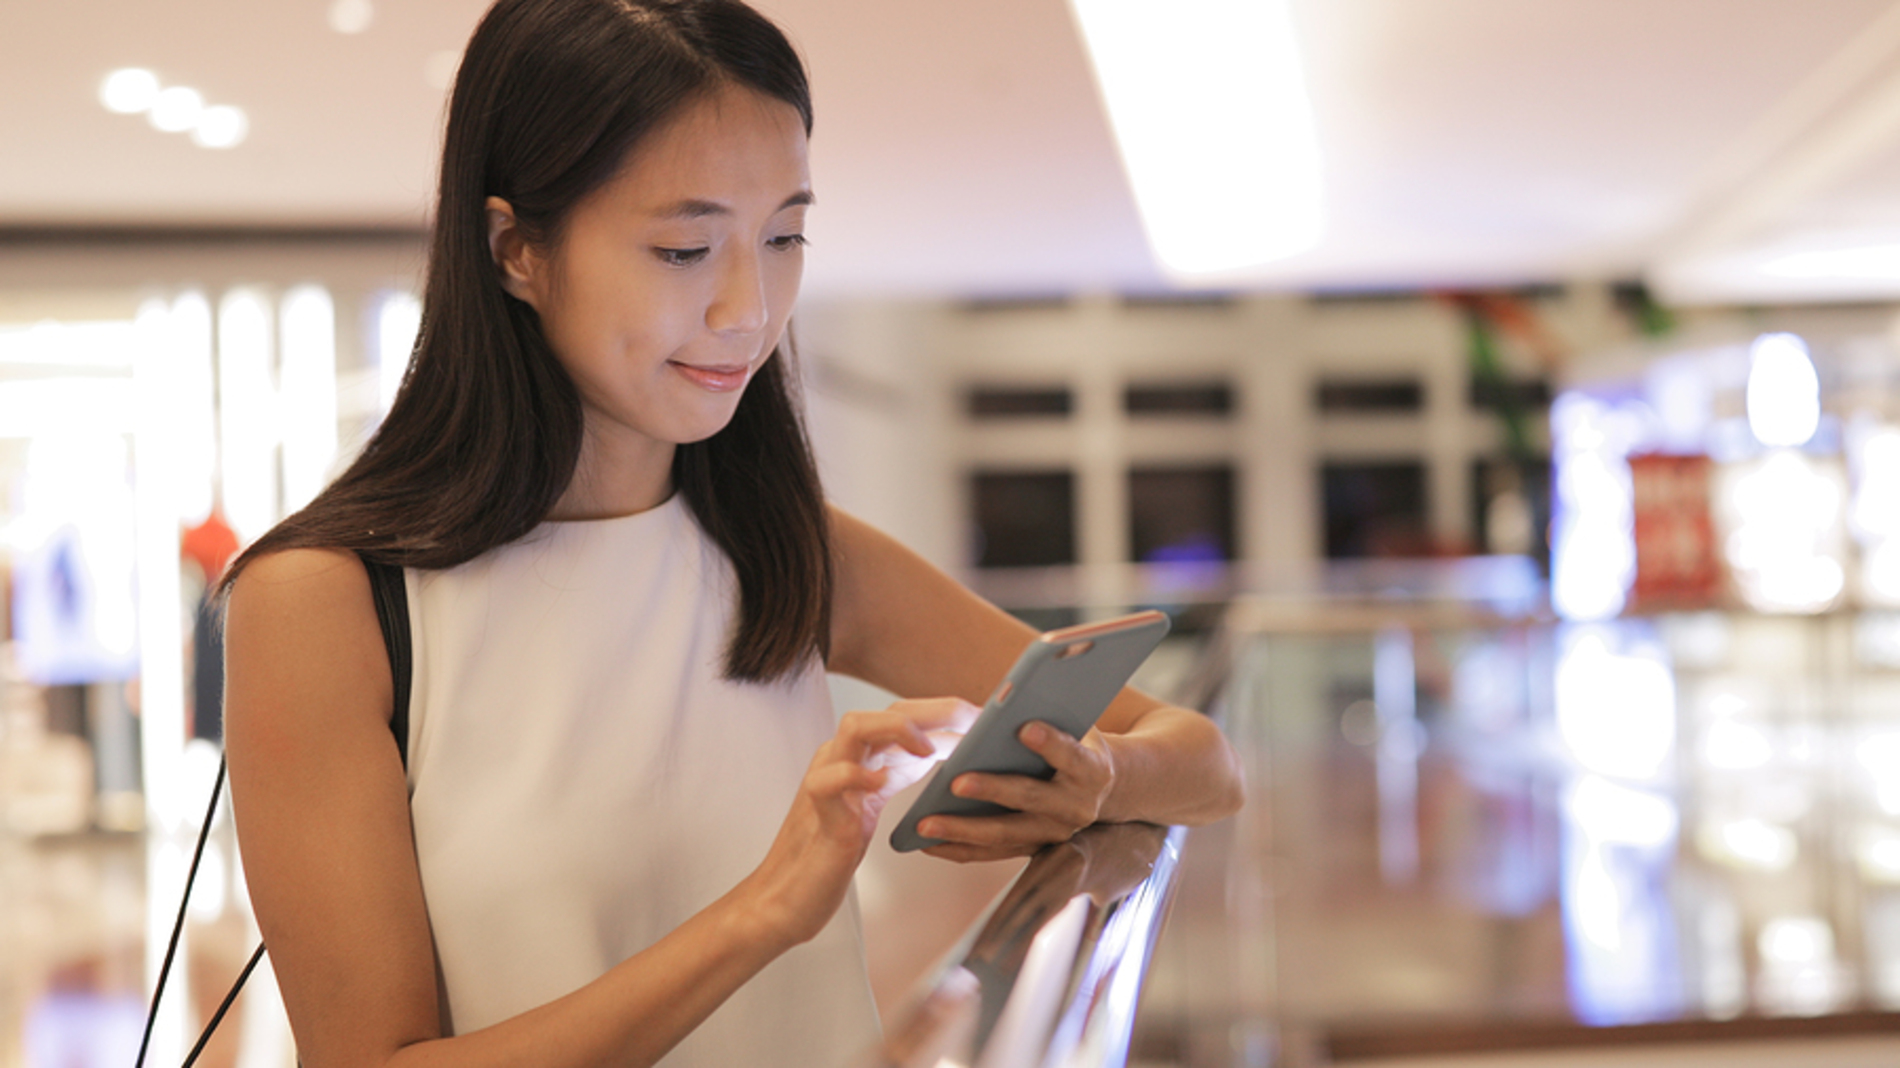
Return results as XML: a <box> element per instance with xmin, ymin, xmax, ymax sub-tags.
<box><xmin>400</xmin><ymin>494</ymin><xmax>880</xmax><ymax>1064</ymax></box>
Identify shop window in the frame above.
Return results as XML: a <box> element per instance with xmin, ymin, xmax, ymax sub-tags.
<box><xmin>1321</xmin><ymin>461</ymin><xmax>1429</xmax><ymax>558</ymax></box>
<box><xmin>1469</xmin><ymin>375</ymin><xmax>1553</xmax><ymax>413</ymax></box>
<box><xmin>1124</xmin><ymin>381</ymin><xmax>1234</xmax><ymax>417</ymax></box>
<box><xmin>966</xmin><ymin>385</ymin><xmax>1073</xmax><ymax>418</ymax></box>
<box><xmin>970</xmin><ymin>470</ymin><xmax>1076</xmax><ymax>567</ymax></box>
<box><xmin>1119</xmin><ymin>292</ymin><xmax>1236</xmax><ymax>310</ymax></box>
<box><xmin>1128</xmin><ymin>465</ymin><xmax>1236</xmax><ymax>563</ymax></box>
<box><xmin>1316</xmin><ymin>377</ymin><xmax>1424</xmax><ymax>414</ymax></box>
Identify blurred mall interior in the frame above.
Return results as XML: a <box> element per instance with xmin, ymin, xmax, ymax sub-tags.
<box><xmin>12</xmin><ymin>1</ymin><xmax>1900</xmax><ymax>1066</ymax></box>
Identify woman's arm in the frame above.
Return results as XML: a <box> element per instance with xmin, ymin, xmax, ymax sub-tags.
<box><xmin>826</xmin><ymin>508</ymin><xmax>1245</xmax><ymax>863</ymax></box>
<box><xmin>225</xmin><ymin>549</ymin><xmax>954</xmax><ymax>1067</ymax></box>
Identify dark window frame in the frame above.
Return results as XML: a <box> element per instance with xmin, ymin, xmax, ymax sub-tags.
<box><xmin>1127</xmin><ymin>464</ymin><xmax>1239</xmax><ymax>564</ymax></box>
<box><xmin>966</xmin><ymin>385</ymin><xmax>1074</xmax><ymax>418</ymax></box>
<box><xmin>1124</xmin><ymin>381</ymin><xmax>1235</xmax><ymax>417</ymax></box>
<box><xmin>969</xmin><ymin>469</ymin><xmax>1078</xmax><ymax>568</ymax></box>
<box><xmin>1315</xmin><ymin>377</ymin><xmax>1425</xmax><ymax>414</ymax></box>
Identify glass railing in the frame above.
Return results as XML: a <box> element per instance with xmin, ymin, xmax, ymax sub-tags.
<box><xmin>1129</xmin><ymin>572</ymin><xmax>1900</xmax><ymax>1064</ymax></box>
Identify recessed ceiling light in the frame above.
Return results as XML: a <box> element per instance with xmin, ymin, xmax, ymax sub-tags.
<box><xmin>101</xmin><ymin>69</ymin><xmax>248</xmax><ymax>150</ymax></box>
<box><xmin>100</xmin><ymin>68</ymin><xmax>160</xmax><ymax>114</ymax></box>
<box><xmin>329</xmin><ymin>0</ymin><xmax>374</xmax><ymax>35</ymax></box>
<box><xmin>149</xmin><ymin>86</ymin><xmax>204</xmax><ymax>133</ymax></box>
<box><xmin>191</xmin><ymin>105</ymin><xmax>249</xmax><ymax>150</ymax></box>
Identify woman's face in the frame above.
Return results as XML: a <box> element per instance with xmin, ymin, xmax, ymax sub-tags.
<box><xmin>493</xmin><ymin>83</ymin><xmax>810</xmax><ymax>469</ymax></box>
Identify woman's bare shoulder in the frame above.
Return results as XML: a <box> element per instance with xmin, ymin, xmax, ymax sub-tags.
<box><xmin>230</xmin><ymin>546</ymin><xmax>368</xmax><ymax>598</ymax></box>
<box><xmin>223</xmin><ymin>547</ymin><xmax>392</xmax><ymax>731</ymax></box>
<box><xmin>225</xmin><ymin>547</ymin><xmax>384</xmax><ymax>636</ymax></box>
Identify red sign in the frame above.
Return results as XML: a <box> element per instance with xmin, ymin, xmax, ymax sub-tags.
<box><xmin>1628</xmin><ymin>453</ymin><xmax>1721</xmax><ymax>608</ymax></box>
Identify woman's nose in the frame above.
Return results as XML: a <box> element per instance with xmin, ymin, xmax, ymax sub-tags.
<box><xmin>707</xmin><ymin>248</ymin><xmax>768</xmax><ymax>336</ymax></box>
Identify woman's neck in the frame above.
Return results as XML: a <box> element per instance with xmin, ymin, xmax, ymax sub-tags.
<box><xmin>547</xmin><ymin>427</ymin><xmax>677</xmax><ymax>520</ymax></box>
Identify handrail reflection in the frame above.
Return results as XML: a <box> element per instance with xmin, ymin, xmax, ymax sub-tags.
<box><xmin>868</xmin><ymin>821</ymin><xmax>1185</xmax><ymax>1068</ymax></box>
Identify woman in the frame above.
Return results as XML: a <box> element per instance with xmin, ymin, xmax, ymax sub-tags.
<box><xmin>221</xmin><ymin>0</ymin><xmax>1244</xmax><ymax>1064</ymax></box>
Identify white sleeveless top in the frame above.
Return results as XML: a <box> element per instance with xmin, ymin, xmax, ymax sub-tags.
<box><xmin>401</xmin><ymin>495</ymin><xmax>879</xmax><ymax>1064</ymax></box>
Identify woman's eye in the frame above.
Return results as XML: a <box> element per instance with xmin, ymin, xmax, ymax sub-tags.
<box><xmin>655</xmin><ymin>246</ymin><xmax>709</xmax><ymax>267</ymax></box>
<box><xmin>768</xmin><ymin>233</ymin><xmax>808</xmax><ymax>252</ymax></box>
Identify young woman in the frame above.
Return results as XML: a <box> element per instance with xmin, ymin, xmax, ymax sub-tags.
<box><xmin>220</xmin><ymin>0</ymin><xmax>1244</xmax><ymax>1064</ymax></box>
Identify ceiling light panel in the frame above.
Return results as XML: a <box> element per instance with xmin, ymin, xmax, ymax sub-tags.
<box><xmin>1068</xmin><ymin>0</ymin><xmax>1325</xmax><ymax>281</ymax></box>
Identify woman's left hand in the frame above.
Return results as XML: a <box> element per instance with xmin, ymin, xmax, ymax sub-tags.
<box><xmin>916</xmin><ymin>722</ymin><xmax>1115</xmax><ymax>863</ymax></box>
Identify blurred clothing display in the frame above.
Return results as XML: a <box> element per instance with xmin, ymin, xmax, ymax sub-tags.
<box><xmin>182</xmin><ymin>509</ymin><xmax>239</xmax><ymax>741</ymax></box>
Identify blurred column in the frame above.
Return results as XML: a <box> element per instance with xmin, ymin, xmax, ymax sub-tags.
<box><xmin>280</xmin><ymin>285</ymin><xmax>339</xmax><ymax>514</ymax></box>
<box><xmin>1424</xmin><ymin>301</ymin><xmax>1473</xmax><ymax>551</ymax></box>
<box><xmin>134</xmin><ymin>292</ymin><xmax>205</xmax><ymax>1065</ymax></box>
<box><xmin>1074</xmin><ymin>294</ymin><xmax>1129</xmax><ymax>610</ymax></box>
<box><xmin>217</xmin><ymin>289</ymin><xmax>279</xmax><ymax>544</ymax></box>
<box><xmin>1238</xmin><ymin>295</ymin><xmax>1313</xmax><ymax>566</ymax></box>
<box><xmin>375</xmin><ymin>289</ymin><xmax>421</xmax><ymax>416</ymax></box>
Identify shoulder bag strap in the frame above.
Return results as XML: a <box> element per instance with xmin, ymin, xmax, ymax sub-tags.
<box><xmin>362</xmin><ymin>555</ymin><xmax>413</xmax><ymax>767</ymax></box>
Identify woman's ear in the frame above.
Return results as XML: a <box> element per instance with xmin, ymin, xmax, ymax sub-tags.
<box><xmin>486</xmin><ymin>196</ymin><xmax>542</xmax><ymax>306</ymax></box>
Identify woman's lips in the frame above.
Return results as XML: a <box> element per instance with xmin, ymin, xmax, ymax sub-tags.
<box><xmin>669</xmin><ymin>361</ymin><xmax>751</xmax><ymax>392</ymax></box>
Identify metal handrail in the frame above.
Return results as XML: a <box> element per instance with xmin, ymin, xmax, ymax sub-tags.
<box><xmin>867</xmin><ymin>822</ymin><xmax>1186</xmax><ymax>1068</ymax></box>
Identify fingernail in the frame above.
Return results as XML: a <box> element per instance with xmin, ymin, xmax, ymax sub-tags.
<box><xmin>1022</xmin><ymin>723</ymin><xmax>1046</xmax><ymax>744</ymax></box>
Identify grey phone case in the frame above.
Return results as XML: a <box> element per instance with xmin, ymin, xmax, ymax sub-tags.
<box><xmin>889</xmin><ymin>610</ymin><xmax>1171</xmax><ymax>852</ymax></box>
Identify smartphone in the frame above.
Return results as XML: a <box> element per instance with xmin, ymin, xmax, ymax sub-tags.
<box><xmin>888</xmin><ymin>609</ymin><xmax>1172</xmax><ymax>853</ymax></box>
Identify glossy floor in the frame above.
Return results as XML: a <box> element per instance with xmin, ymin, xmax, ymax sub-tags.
<box><xmin>0</xmin><ymin>826</ymin><xmax>289</xmax><ymax>1068</ymax></box>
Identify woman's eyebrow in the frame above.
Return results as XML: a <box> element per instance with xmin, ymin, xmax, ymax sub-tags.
<box><xmin>653</xmin><ymin>190</ymin><xmax>815</xmax><ymax>220</ymax></box>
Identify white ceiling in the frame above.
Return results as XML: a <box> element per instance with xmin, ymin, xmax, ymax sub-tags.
<box><xmin>7</xmin><ymin>0</ymin><xmax>1900</xmax><ymax>300</ymax></box>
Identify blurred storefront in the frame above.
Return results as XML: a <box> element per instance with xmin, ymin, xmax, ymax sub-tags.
<box><xmin>0</xmin><ymin>237</ymin><xmax>421</xmax><ymax>1068</ymax></box>
<box><xmin>7</xmin><ymin>256</ymin><xmax>1900</xmax><ymax>1064</ymax></box>
<box><xmin>1125</xmin><ymin>311</ymin><xmax>1900</xmax><ymax>1065</ymax></box>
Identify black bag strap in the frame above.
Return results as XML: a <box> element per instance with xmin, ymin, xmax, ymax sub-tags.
<box><xmin>134</xmin><ymin>757</ymin><xmax>241</xmax><ymax>1068</ymax></box>
<box><xmin>363</xmin><ymin>555</ymin><xmax>413</xmax><ymax>767</ymax></box>
<box><xmin>137</xmin><ymin>553</ymin><xmax>413</xmax><ymax>1068</ymax></box>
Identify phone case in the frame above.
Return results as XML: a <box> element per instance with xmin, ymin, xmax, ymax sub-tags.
<box><xmin>888</xmin><ymin>609</ymin><xmax>1171</xmax><ymax>852</ymax></box>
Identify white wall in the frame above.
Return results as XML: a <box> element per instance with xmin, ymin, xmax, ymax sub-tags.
<box><xmin>795</xmin><ymin>298</ymin><xmax>962</xmax><ymax>569</ymax></box>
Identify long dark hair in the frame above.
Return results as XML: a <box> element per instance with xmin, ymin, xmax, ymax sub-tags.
<box><xmin>223</xmin><ymin>0</ymin><xmax>830</xmax><ymax>683</ymax></box>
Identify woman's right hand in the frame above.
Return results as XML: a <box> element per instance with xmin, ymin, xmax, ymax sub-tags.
<box><xmin>739</xmin><ymin>697</ymin><xmax>977</xmax><ymax>946</ymax></box>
